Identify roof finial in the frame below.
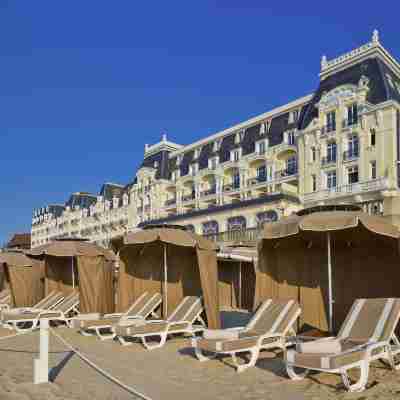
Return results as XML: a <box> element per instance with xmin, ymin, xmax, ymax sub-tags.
<box><xmin>162</xmin><ymin>132</ymin><xmax>167</xmax><ymax>142</ymax></box>
<box><xmin>321</xmin><ymin>55</ymin><xmax>328</xmax><ymax>70</ymax></box>
<box><xmin>372</xmin><ymin>29</ymin><xmax>379</xmax><ymax>44</ymax></box>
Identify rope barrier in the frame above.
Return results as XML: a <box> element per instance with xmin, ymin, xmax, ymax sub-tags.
<box><xmin>50</xmin><ymin>328</ymin><xmax>152</xmax><ymax>400</ymax></box>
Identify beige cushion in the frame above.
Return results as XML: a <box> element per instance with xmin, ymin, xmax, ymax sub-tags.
<box><xmin>203</xmin><ymin>329</ymin><xmax>240</xmax><ymax>340</ymax></box>
<box><xmin>297</xmin><ymin>339</ymin><xmax>342</xmax><ymax>354</ymax></box>
<box><xmin>74</xmin><ymin>313</ymin><xmax>102</xmax><ymax>321</ymax></box>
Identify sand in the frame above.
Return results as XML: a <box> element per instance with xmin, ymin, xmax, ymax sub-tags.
<box><xmin>0</xmin><ymin>325</ymin><xmax>400</xmax><ymax>400</ymax></box>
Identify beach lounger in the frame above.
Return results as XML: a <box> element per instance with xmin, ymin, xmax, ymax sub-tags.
<box><xmin>5</xmin><ymin>291</ymin><xmax>65</xmax><ymax>314</ymax></box>
<box><xmin>0</xmin><ymin>290</ymin><xmax>12</xmax><ymax>310</ymax></box>
<box><xmin>2</xmin><ymin>291</ymin><xmax>80</xmax><ymax>332</ymax></box>
<box><xmin>72</xmin><ymin>292</ymin><xmax>162</xmax><ymax>340</ymax></box>
<box><xmin>192</xmin><ymin>299</ymin><xmax>301</xmax><ymax>372</ymax></box>
<box><xmin>286</xmin><ymin>298</ymin><xmax>400</xmax><ymax>392</ymax></box>
<box><xmin>115</xmin><ymin>296</ymin><xmax>205</xmax><ymax>349</ymax></box>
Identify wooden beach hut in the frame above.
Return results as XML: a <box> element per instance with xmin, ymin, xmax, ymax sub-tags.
<box><xmin>117</xmin><ymin>226</ymin><xmax>221</xmax><ymax>329</ymax></box>
<box><xmin>256</xmin><ymin>209</ymin><xmax>400</xmax><ymax>333</ymax></box>
<box><xmin>0</xmin><ymin>251</ymin><xmax>44</xmax><ymax>307</ymax></box>
<box><xmin>28</xmin><ymin>239</ymin><xmax>116</xmax><ymax>314</ymax></box>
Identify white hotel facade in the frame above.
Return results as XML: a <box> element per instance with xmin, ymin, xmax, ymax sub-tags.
<box><xmin>31</xmin><ymin>31</ymin><xmax>400</xmax><ymax>248</ymax></box>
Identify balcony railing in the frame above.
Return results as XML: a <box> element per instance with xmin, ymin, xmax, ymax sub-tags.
<box><xmin>304</xmin><ymin>177</ymin><xmax>389</xmax><ymax>203</ymax></box>
<box><xmin>164</xmin><ymin>198</ymin><xmax>177</xmax><ymax>207</ymax></box>
<box><xmin>320</xmin><ymin>125</ymin><xmax>336</xmax><ymax>136</ymax></box>
<box><xmin>223</xmin><ymin>183</ymin><xmax>240</xmax><ymax>192</ymax></box>
<box><xmin>247</xmin><ymin>176</ymin><xmax>267</xmax><ymax>186</ymax></box>
<box><xmin>321</xmin><ymin>156</ymin><xmax>337</xmax><ymax>166</ymax></box>
<box><xmin>203</xmin><ymin>227</ymin><xmax>261</xmax><ymax>244</ymax></box>
<box><xmin>182</xmin><ymin>193</ymin><xmax>195</xmax><ymax>202</ymax></box>
<box><xmin>275</xmin><ymin>168</ymin><xmax>298</xmax><ymax>180</ymax></box>
<box><xmin>343</xmin><ymin>149</ymin><xmax>359</xmax><ymax>161</ymax></box>
<box><xmin>200</xmin><ymin>188</ymin><xmax>216</xmax><ymax>198</ymax></box>
<box><xmin>342</xmin><ymin>118</ymin><xmax>359</xmax><ymax>129</ymax></box>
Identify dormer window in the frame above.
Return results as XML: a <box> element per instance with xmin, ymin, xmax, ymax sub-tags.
<box><xmin>189</xmin><ymin>163</ymin><xmax>198</xmax><ymax>176</ymax></box>
<box><xmin>290</xmin><ymin>109</ymin><xmax>300</xmax><ymax>123</ymax></box>
<box><xmin>176</xmin><ymin>155</ymin><xmax>183</xmax><ymax>166</ymax></box>
<box><xmin>208</xmin><ymin>156</ymin><xmax>219</xmax><ymax>170</ymax></box>
<box><xmin>234</xmin><ymin>130</ymin><xmax>245</xmax><ymax>144</ymax></box>
<box><xmin>230</xmin><ymin>148</ymin><xmax>241</xmax><ymax>162</ymax></box>
<box><xmin>153</xmin><ymin>161</ymin><xmax>159</xmax><ymax>168</ymax></box>
<box><xmin>213</xmin><ymin>139</ymin><xmax>222</xmax><ymax>152</ymax></box>
<box><xmin>194</xmin><ymin>147</ymin><xmax>201</xmax><ymax>159</ymax></box>
<box><xmin>171</xmin><ymin>170</ymin><xmax>180</xmax><ymax>181</ymax></box>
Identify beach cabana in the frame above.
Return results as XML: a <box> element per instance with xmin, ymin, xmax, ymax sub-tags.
<box><xmin>256</xmin><ymin>210</ymin><xmax>400</xmax><ymax>333</ymax></box>
<box><xmin>0</xmin><ymin>251</ymin><xmax>44</xmax><ymax>307</ymax></box>
<box><xmin>217</xmin><ymin>246</ymin><xmax>257</xmax><ymax>311</ymax></box>
<box><xmin>117</xmin><ymin>227</ymin><xmax>221</xmax><ymax>329</ymax></box>
<box><xmin>28</xmin><ymin>239</ymin><xmax>115</xmax><ymax>314</ymax></box>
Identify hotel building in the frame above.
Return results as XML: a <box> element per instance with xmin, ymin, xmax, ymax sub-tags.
<box><xmin>31</xmin><ymin>31</ymin><xmax>400</xmax><ymax>248</ymax></box>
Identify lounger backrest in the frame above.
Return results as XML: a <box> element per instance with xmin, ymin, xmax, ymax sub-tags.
<box><xmin>35</xmin><ymin>291</ymin><xmax>63</xmax><ymax>310</ymax></box>
<box><xmin>55</xmin><ymin>292</ymin><xmax>80</xmax><ymax>313</ymax></box>
<box><xmin>247</xmin><ymin>299</ymin><xmax>300</xmax><ymax>335</ymax></box>
<box><xmin>0</xmin><ymin>290</ymin><xmax>10</xmax><ymax>302</ymax></box>
<box><xmin>167</xmin><ymin>296</ymin><xmax>203</xmax><ymax>323</ymax></box>
<box><xmin>124</xmin><ymin>292</ymin><xmax>150</xmax><ymax>317</ymax></box>
<box><xmin>132</xmin><ymin>293</ymin><xmax>162</xmax><ymax>318</ymax></box>
<box><xmin>338</xmin><ymin>298</ymin><xmax>400</xmax><ymax>343</ymax></box>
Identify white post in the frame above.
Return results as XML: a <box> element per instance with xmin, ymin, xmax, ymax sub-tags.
<box><xmin>34</xmin><ymin>319</ymin><xmax>49</xmax><ymax>384</ymax></box>
<box><xmin>163</xmin><ymin>244</ymin><xmax>168</xmax><ymax>318</ymax></box>
<box><xmin>72</xmin><ymin>257</ymin><xmax>75</xmax><ymax>289</ymax></box>
<box><xmin>239</xmin><ymin>261</ymin><xmax>242</xmax><ymax>309</ymax></box>
<box><xmin>327</xmin><ymin>232</ymin><xmax>333</xmax><ymax>332</ymax></box>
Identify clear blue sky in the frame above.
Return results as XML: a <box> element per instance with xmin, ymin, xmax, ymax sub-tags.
<box><xmin>0</xmin><ymin>1</ymin><xmax>398</xmax><ymax>245</ymax></box>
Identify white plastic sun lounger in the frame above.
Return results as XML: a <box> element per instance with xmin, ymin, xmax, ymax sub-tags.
<box><xmin>192</xmin><ymin>299</ymin><xmax>301</xmax><ymax>372</ymax></box>
<box><xmin>115</xmin><ymin>296</ymin><xmax>205</xmax><ymax>349</ymax></box>
<box><xmin>71</xmin><ymin>292</ymin><xmax>162</xmax><ymax>340</ymax></box>
<box><xmin>285</xmin><ymin>298</ymin><xmax>400</xmax><ymax>392</ymax></box>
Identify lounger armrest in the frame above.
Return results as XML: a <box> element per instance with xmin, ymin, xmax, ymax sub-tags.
<box><xmin>123</xmin><ymin>315</ymin><xmax>145</xmax><ymax>321</ymax></box>
<box><xmin>104</xmin><ymin>313</ymin><xmax>123</xmax><ymax>318</ymax></box>
<box><xmin>289</xmin><ymin>335</ymin><xmax>336</xmax><ymax>344</ymax></box>
<box><xmin>364</xmin><ymin>341</ymin><xmax>388</xmax><ymax>358</ymax></box>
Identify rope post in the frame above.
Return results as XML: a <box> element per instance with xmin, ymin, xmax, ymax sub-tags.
<box><xmin>34</xmin><ymin>319</ymin><xmax>49</xmax><ymax>384</ymax></box>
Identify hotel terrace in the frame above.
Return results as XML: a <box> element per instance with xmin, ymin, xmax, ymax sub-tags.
<box><xmin>31</xmin><ymin>31</ymin><xmax>400</xmax><ymax>248</ymax></box>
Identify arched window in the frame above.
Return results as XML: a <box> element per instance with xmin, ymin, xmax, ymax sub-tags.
<box><xmin>256</xmin><ymin>210</ymin><xmax>278</xmax><ymax>228</ymax></box>
<box><xmin>185</xmin><ymin>224</ymin><xmax>195</xmax><ymax>233</ymax></box>
<box><xmin>202</xmin><ymin>220</ymin><xmax>219</xmax><ymax>235</ymax></box>
<box><xmin>227</xmin><ymin>216</ymin><xmax>246</xmax><ymax>231</ymax></box>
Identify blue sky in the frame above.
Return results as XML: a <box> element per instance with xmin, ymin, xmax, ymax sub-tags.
<box><xmin>0</xmin><ymin>1</ymin><xmax>398</xmax><ymax>245</ymax></box>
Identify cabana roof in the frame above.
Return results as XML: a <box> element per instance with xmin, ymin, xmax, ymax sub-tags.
<box><xmin>27</xmin><ymin>239</ymin><xmax>116</xmax><ymax>260</ymax></box>
<box><xmin>0</xmin><ymin>251</ymin><xmax>33</xmax><ymax>267</ymax></box>
<box><xmin>123</xmin><ymin>228</ymin><xmax>217</xmax><ymax>250</ymax></box>
<box><xmin>262</xmin><ymin>211</ymin><xmax>400</xmax><ymax>240</ymax></box>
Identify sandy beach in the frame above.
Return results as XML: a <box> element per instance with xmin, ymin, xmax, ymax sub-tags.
<box><xmin>0</xmin><ymin>324</ymin><xmax>400</xmax><ymax>400</ymax></box>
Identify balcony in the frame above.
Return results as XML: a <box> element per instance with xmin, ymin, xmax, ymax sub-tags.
<box><xmin>200</xmin><ymin>187</ymin><xmax>216</xmax><ymax>198</ymax></box>
<box><xmin>223</xmin><ymin>183</ymin><xmax>240</xmax><ymax>193</ymax></box>
<box><xmin>203</xmin><ymin>227</ymin><xmax>261</xmax><ymax>244</ymax></box>
<box><xmin>182</xmin><ymin>193</ymin><xmax>195</xmax><ymax>203</ymax></box>
<box><xmin>164</xmin><ymin>198</ymin><xmax>177</xmax><ymax>207</ymax></box>
<box><xmin>303</xmin><ymin>177</ymin><xmax>389</xmax><ymax>203</ymax></box>
<box><xmin>343</xmin><ymin>150</ymin><xmax>359</xmax><ymax>162</ymax></box>
<box><xmin>320</xmin><ymin>125</ymin><xmax>336</xmax><ymax>136</ymax></box>
<box><xmin>321</xmin><ymin>156</ymin><xmax>337</xmax><ymax>167</ymax></box>
<box><xmin>247</xmin><ymin>175</ymin><xmax>267</xmax><ymax>187</ymax></box>
<box><xmin>274</xmin><ymin>168</ymin><xmax>298</xmax><ymax>182</ymax></box>
<box><xmin>342</xmin><ymin>118</ymin><xmax>359</xmax><ymax>130</ymax></box>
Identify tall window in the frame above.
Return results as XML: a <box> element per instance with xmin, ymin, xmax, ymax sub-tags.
<box><xmin>348</xmin><ymin>166</ymin><xmax>359</xmax><ymax>184</ymax></box>
<box><xmin>348</xmin><ymin>135</ymin><xmax>359</xmax><ymax>157</ymax></box>
<box><xmin>371</xmin><ymin>161</ymin><xmax>377</xmax><ymax>180</ymax></box>
<box><xmin>258</xmin><ymin>140</ymin><xmax>266</xmax><ymax>154</ymax></box>
<box><xmin>256</xmin><ymin>211</ymin><xmax>278</xmax><ymax>228</ymax></box>
<box><xmin>327</xmin><ymin>141</ymin><xmax>337</xmax><ymax>162</ymax></box>
<box><xmin>227</xmin><ymin>216</ymin><xmax>246</xmax><ymax>231</ymax></box>
<box><xmin>311</xmin><ymin>146</ymin><xmax>316</xmax><ymax>162</ymax></box>
<box><xmin>233</xmin><ymin>172</ymin><xmax>240</xmax><ymax>188</ymax></box>
<box><xmin>231</xmin><ymin>149</ymin><xmax>241</xmax><ymax>162</ymax></box>
<box><xmin>209</xmin><ymin>156</ymin><xmax>219</xmax><ymax>170</ymax></box>
<box><xmin>347</xmin><ymin>103</ymin><xmax>358</xmax><ymax>125</ymax></box>
<box><xmin>370</xmin><ymin>129</ymin><xmax>376</xmax><ymax>147</ymax></box>
<box><xmin>312</xmin><ymin>175</ymin><xmax>317</xmax><ymax>192</ymax></box>
<box><xmin>286</xmin><ymin>157</ymin><xmax>297</xmax><ymax>174</ymax></box>
<box><xmin>202</xmin><ymin>221</ymin><xmax>219</xmax><ymax>235</ymax></box>
<box><xmin>326</xmin><ymin>111</ymin><xmax>336</xmax><ymax>132</ymax></box>
<box><xmin>257</xmin><ymin>165</ymin><xmax>266</xmax><ymax>181</ymax></box>
<box><xmin>287</xmin><ymin>131</ymin><xmax>295</xmax><ymax>145</ymax></box>
<box><xmin>326</xmin><ymin>170</ymin><xmax>337</xmax><ymax>189</ymax></box>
